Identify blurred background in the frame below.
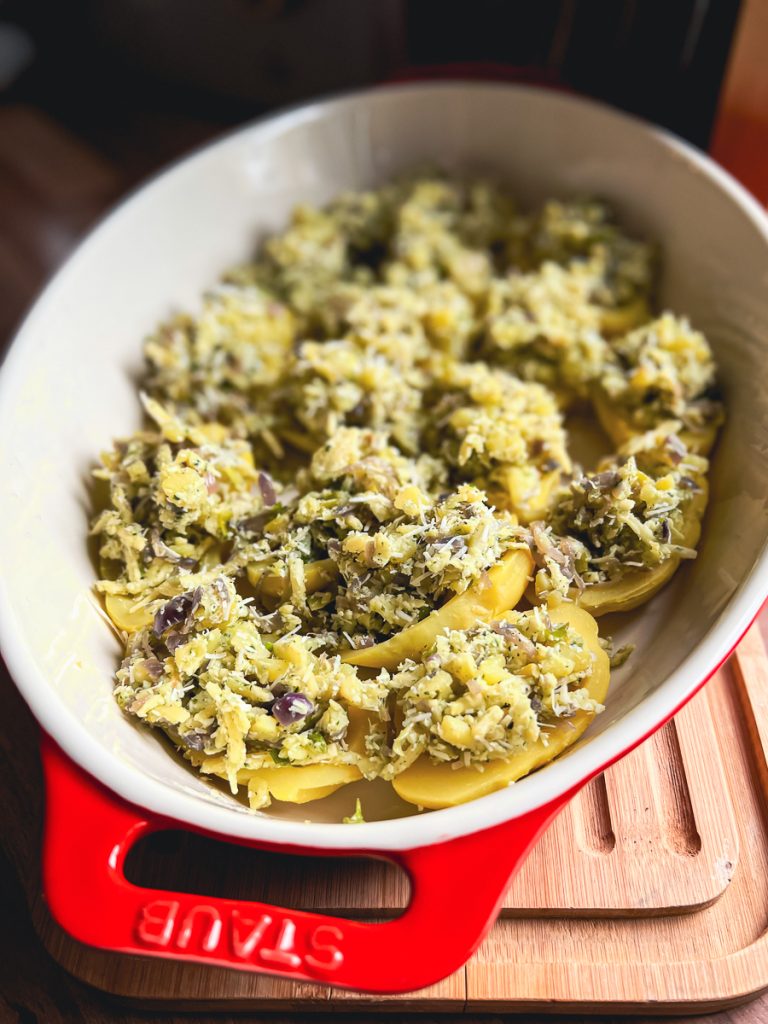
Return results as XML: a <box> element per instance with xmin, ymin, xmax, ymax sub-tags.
<box><xmin>0</xmin><ymin>1</ymin><xmax>746</xmax><ymax>156</ymax></box>
<box><xmin>0</xmin><ymin>0</ymin><xmax>760</xmax><ymax>341</ymax></box>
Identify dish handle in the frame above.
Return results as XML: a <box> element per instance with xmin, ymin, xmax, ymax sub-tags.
<box><xmin>40</xmin><ymin>733</ymin><xmax>570</xmax><ymax>993</ymax></box>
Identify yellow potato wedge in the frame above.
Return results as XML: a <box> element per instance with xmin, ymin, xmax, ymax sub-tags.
<box><xmin>490</xmin><ymin>463</ymin><xmax>567</xmax><ymax>525</ymax></box>
<box><xmin>574</xmin><ymin>474</ymin><xmax>708</xmax><ymax>616</ymax></box>
<box><xmin>247</xmin><ymin>558</ymin><xmax>339</xmax><ymax>607</ymax></box>
<box><xmin>104</xmin><ymin>594</ymin><xmax>154</xmax><ymax>633</ymax></box>
<box><xmin>279</xmin><ymin>427</ymin><xmax>321</xmax><ymax>455</ymax></box>
<box><xmin>528</xmin><ymin>472</ymin><xmax>709</xmax><ymax>617</ymax></box>
<box><xmin>392</xmin><ymin>604</ymin><xmax>609</xmax><ymax>809</ymax></box>
<box><xmin>342</xmin><ymin>547</ymin><xmax>534</xmax><ymax>672</ymax></box>
<box><xmin>242</xmin><ymin>762</ymin><xmax>361</xmax><ymax>804</ymax></box>
<box><xmin>199</xmin><ymin>707</ymin><xmax>370</xmax><ymax>805</ymax></box>
<box><xmin>598</xmin><ymin>297</ymin><xmax>651</xmax><ymax>337</ymax></box>
<box><xmin>592</xmin><ymin>387</ymin><xmax>719</xmax><ymax>457</ymax></box>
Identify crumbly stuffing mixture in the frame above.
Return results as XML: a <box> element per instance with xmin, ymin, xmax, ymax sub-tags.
<box><xmin>245</xmin><ymin>432</ymin><xmax>520</xmax><ymax>645</ymax></box>
<box><xmin>482</xmin><ymin>260</ymin><xmax>612</xmax><ymax>397</ymax></box>
<box><xmin>92</xmin><ymin>397</ymin><xmax>270</xmax><ymax>613</ymax></box>
<box><xmin>383</xmin><ymin>606</ymin><xmax>602</xmax><ymax>775</ymax></box>
<box><xmin>93</xmin><ymin>173</ymin><xmax>722</xmax><ymax>806</ymax></box>
<box><xmin>423</xmin><ymin>357</ymin><xmax>570</xmax><ymax>484</ymax></box>
<box><xmin>529</xmin><ymin>426</ymin><xmax>708</xmax><ymax>600</ymax></box>
<box><xmin>114</xmin><ymin>578</ymin><xmax>388</xmax><ymax>807</ymax></box>
<box><xmin>598</xmin><ymin>313</ymin><xmax>724</xmax><ymax>433</ymax></box>
<box><xmin>507</xmin><ymin>198</ymin><xmax>655</xmax><ymax>308</ymax></box>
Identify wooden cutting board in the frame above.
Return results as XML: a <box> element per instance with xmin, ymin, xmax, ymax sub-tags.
<box><xmin>3</xmin><ymin>26</ymin><xmax>768</xmax><ymax>1006</ymax></box>
<box><xmin>0</xmin><ymin>621</ymin><xmax>764</xmax><ymax>1014</ymax></box>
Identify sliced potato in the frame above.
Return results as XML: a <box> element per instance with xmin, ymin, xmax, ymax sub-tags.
<box><xmin>200</xmin><ymin>542</ymin><xmax>226</xmax><ymax>571</ymax></box>
<box><xmin>574</xmin><ymin>474</ymin><xmax>708</xmax><ymax>616</ymax></box>
<box><xmin>104</xmin><ymin>594</ymin><xmax>154</xmax><ymax>633</ymax></box>
<box><xmin>392</xmin><ymin>604</ymin><xmax>609</xmax><ymax>809</ymax></box>
<box><xmin>529</xmin><ymin>472</ymin><xmax>709</xmax><ymax>617</ymax></box>
<box><xmin>598</xmin><ymin>297</ymin><xmax>651</xmax><ymax>337</ymax></box>
<box><xmin>490</xmin><ymin>463</ymin><xmax>566</xmax><ymax>525</ymax></box>
<box><xmin>247</xmin><ymin>558</ymin><xmax>339</xmax><ymax>606</ymax></box>
<box><xmin>575</xmin><ymin>557</ymin><xmax>681</xmax><ymax>617</ymax></box>
<box><xmin>592</xmin><ymin>387</ymin><xmax>719</xmax><ymax>457</ymax></box>
<box><xmin>240</xmin><ymin>762</ymin><xmax>361</xmax><ymax>804</ymax></box>
<box><xmin>279</xmin><ymin>427</ymin><xmax>321</xmax><ymax>455</ymax></box>
<box><xmin>198</xmin><ymin>707</ymin><xmax>370</xmax><ymax>805</ymax></box>
<box><xmin>342</xmin><ymin>547</ymin><xmax>534</xmax><ymax>672</ymax></box>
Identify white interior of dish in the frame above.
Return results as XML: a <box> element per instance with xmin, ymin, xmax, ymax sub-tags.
<box><xmin>1</xmin><ymin>84</ymin><xmax>768</xmax><ymax>849</ymax></box>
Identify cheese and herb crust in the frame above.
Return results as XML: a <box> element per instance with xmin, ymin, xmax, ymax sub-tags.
<box><xmin>596</xmin><ymin>313</ymin><xmax>724</xmax><ymax>442</ymax></box>
<box><xmin>383</xmin><ymin>607</ymin><xmax>602</xmax><ymax>777</ymax></box>
<box><xmin>529</xmin><ymin>426</ymin><xmax>708</xmax><ymax>603</ymax></box>
<box><xmin>93</xmin><ymin>174</ymin><xmax>722</xmax><ymax>811</ymax></box>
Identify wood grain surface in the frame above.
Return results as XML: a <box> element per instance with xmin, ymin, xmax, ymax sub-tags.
<box><xmin>3</xmin><ymin>1</ymin><xmax>768</xmax><ymax>1012</ymax></box>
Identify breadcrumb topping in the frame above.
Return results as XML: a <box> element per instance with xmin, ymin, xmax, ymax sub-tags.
<box><xmin>91</xmin><ymin>173</ymin><xmax>721</xmax><ymax>809</ymax></box>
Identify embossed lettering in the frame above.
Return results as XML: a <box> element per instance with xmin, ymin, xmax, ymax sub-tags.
<box><xmin>259</xmin><ymin>917</ymin><xmax>302</xmax><ymax>969</ymax></box>
<box><xmin>176</xmin><ymin>905</ymin><xmax>223</xmax><ymax>952</ymax></box>
<box><xmin>230</xmin><ymin>910</ymin><xmax>273</xmax><ymax>959</ymax></box>
<box><xmin>305</xmin><ymin>924</ymin><xmax>344</xmax><ymax>971</ymax></box>
<box><xmin>136</xmin><ymin>899</ymin><xmax>179</xmax><ymax>947</ymax></box>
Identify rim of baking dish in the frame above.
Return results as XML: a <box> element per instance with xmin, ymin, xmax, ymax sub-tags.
<box><xmin>2</xmin><ymin>81</ymin><xmax>768</xmax><ymax>852</ymax></box>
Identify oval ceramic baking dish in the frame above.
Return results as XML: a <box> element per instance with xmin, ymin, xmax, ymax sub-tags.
<box><xmin>1</xmin><ymin>83</ymin><xmax>768</xmax><ymax>994</ymax></box>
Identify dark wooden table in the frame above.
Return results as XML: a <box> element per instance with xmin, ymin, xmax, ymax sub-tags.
<box><xmin>1</xmin><ymin>92</ymin><xmax>767</xmax><ymax>1023</ymax></box>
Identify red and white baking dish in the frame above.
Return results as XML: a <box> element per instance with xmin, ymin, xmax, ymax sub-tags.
<box><xmin>1</xmin><ymin>83</ymin><xmax>768</xmax><ymax>994</ymax></box>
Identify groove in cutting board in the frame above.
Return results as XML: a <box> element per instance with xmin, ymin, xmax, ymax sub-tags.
<box><xmin>573</xmin><ymin>773</ymin><xmax>616</xmax><ymax>855</ymax></box>
<box><xmin>504</xmin><ymin>684</ymin><xmax>737</xmax><ymax>915</ymax></box>
<box><xmin>651</xmin><ymin>719</ymin><xmax>701</xmax><ymax>857</ymax></box>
